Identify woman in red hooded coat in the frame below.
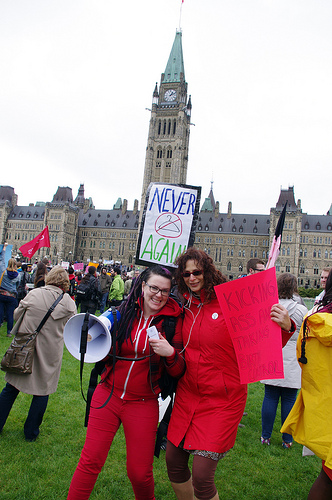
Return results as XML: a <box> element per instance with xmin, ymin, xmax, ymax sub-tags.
<box><xmin>166</xmin><ymin>248</ymin><xmax>294</xmax><ymax>500</ymax></box>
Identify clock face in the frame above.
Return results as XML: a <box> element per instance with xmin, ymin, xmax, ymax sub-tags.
<box><xmin>164</xmin><ymin>89</ymin><xmax>177</xmax><ymax>102</ymax></box>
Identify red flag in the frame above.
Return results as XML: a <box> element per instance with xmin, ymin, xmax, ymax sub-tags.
<box><xmin>19</xmin><ymin>226</ymin><xmax>51</xmax><ymax>259</ymax></box>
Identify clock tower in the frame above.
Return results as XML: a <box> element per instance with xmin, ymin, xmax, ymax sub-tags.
<box><xmin>140</xmin><ymin>30</ymin><xmax>192</xmax><ymax>211</ymax></box>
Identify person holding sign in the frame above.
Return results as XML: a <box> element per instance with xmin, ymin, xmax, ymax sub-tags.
<box><xmin>67</xmin><ymin>265</ymin><xmax>185</xmax><ymax>500</ymax></box>
<box><xmin>166</xmin><ymin>248</ymin><xmax>293</xmax><ymax>500</ymax></box>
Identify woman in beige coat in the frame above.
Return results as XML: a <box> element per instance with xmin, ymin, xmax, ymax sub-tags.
<box><xmin>0</xmin><ymin>266</ymin><xmax>76</xmax><ymax>441</ymax></box>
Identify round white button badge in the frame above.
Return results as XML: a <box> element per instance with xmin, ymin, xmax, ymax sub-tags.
<box><xmin>212</xmin><ymin>313</ymin><xmax>218</xmax><ymax>320</ymax></box>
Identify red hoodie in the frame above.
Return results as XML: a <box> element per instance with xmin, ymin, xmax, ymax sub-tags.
<box><xmin>101</xmin><ymin>297</ymin><xmax>185</xmax><ymax>400</ymax></box>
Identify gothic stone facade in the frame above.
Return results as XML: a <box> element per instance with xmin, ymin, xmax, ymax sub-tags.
<box><xmin>1</xmin><ymin>184</ymin><xmax>331</xmax><ymax>288</ymax></box>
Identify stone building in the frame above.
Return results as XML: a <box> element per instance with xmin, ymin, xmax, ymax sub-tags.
<box><xmin>1</xmin><ymin>182</ymin><xmax>331</xmax><ymax>287</ymax></box>
<box><xmin>1</xmin><ymin>30</ymin><xmax>331</xmax><ymax>286</ymax></box>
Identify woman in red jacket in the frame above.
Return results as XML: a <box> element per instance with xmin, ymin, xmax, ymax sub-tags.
<box><xmin>166</xmin><ymin>248</ymin><xmax>293</xmax><ymax>500</ymax></box>
<box><xmin>67</xmin><ymin>265</ymin><xmax>185</xmax><ymax>500</ymax></box>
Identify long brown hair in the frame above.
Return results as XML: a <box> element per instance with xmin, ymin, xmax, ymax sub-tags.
<box><xmin>175</xmin><ymin>247</ymin><xmax>226</xmax><ymax>302</ymax></box>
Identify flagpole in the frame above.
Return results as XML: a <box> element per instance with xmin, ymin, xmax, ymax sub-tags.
<box><xmin>179</xmin><ymin>0</ymin><xmax>184</xmax><ymax>30</ymax></box>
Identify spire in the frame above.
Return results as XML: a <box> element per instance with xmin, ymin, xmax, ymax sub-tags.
<box><xmin>74</xmin><ymin>183</ymin><xmax>85</xmax><ymax>208</ymax></box>
<box><xmin>163</xmin><ymin>31</ymin><xmax>185</xmax><ymax>83</ymax></box>
<box><xmin>152</xmin><ymin>82</ymin><xmax>159</xmax><ymax>105</ymax></box>
<box><xmin>186</xmin><ymin>94</ymin><xmax>192</xmax><ymax>116</ymax></box>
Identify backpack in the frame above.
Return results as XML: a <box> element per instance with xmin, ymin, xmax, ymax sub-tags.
<box><xmin>76</xmin><ymin>280</ymin><xmax>93</xmax><ymax>302</ymax></box>
<box><xmin>69</xmin><ymin>278</ymin><xmax>77</xmax><ymax>297</ymax></box>
<box><xmin>17</xmin><ymin>272</ymin><xmax>27</xmax><ymax>300</ymax></box>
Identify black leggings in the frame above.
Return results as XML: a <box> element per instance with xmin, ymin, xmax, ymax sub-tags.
<box><xmin>166</xmin><ymin>440</ymin><xmax>218</xmax><ymax>500</ymax></box>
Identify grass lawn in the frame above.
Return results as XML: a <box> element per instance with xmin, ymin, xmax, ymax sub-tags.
<box><xmin>0</xmin><ymin>321</ymin><xmax>321</xmax><ymax>500</ymax></box>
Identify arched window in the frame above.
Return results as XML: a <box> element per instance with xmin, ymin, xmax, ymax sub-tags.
<box><xmin>173</xmin><ymin>120</ymin><xmax>176</xmax><ymax>135</ymax></box>
<box><xmin>158</xmin><ymin>120</ymin><xmax>161</xmax><ymax>135</ymax></box>
<box><xmin>227</xmin><ymin>262</ymin><xmax>231</xmax><ymax>271</ymax></box>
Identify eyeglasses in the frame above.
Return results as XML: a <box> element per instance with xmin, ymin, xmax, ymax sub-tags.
<box><xmin>181</xmin><ymin>270</ymin><xmax>203</xmax><ymax>278</ymax></box>
<box><xmin>144</xmin><ymin>283</ymin><xmax>170</xmax><ymax>297</ymax></box>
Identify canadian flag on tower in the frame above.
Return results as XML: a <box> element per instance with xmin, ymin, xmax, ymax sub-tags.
<box><xmin>19</xmin><ymin>226</ymin><xmax>51</xmax><ymax>259</ymax></box>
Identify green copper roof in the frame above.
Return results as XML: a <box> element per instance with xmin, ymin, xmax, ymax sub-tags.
<box><xmin>164</xmin><ymin>31</ymin><xmax>185</xmax><ymax>83</ymax></box>
<box><xmin>113</xmin><ymin>198</ymin><xmax>122</xmax><ymax>210</ymax></box>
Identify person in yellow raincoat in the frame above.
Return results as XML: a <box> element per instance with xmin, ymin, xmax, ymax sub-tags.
<box><xmin>281</xmin><ymin>268</ymin><xmax>332</xmax><ymax>499</ymax></box>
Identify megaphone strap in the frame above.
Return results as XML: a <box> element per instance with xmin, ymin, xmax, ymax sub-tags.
<box><xmin>116</xmin><ymin>354</ymin><xmax>153</xmax><ymax>361</ymax></box>
<box><xmin>84</xmin><ymin>307</ymin><xmax>118</xmax><ymax>425</ymax></box>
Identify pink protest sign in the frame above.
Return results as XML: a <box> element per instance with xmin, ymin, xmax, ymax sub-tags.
<box><xmin>215</xmin><ymin>267</ymin><xmax>284</xmax><ymax>384</ymax></box>
<box><xmin>73</xmin><ymin>262</ymin><xmax>84</xmax><ymax>271</ymax></box>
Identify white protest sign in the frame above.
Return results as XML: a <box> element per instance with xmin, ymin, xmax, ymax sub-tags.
<box><xmin>136</xmin><ymin>183</ymin><xmax>201</xmax><ymax>268</ymax></box>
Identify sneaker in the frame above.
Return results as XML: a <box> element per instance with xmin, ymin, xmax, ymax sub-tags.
<box><xmin>261</xmin><ymin>437</ymin><xmax>271</xmax><ymax>445</ymax></box>
<box><xmin>282</xmin><ymin>441</ymin><xmax>292</xmax><ymax>449</ymax></box>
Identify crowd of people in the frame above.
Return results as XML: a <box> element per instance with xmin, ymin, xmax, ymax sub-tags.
<box><xmin>0</xmin><ymin>242</ymin><xmax>331</xmax><ymax>499</ymax></box>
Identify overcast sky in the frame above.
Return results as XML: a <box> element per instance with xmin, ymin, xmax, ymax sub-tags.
<box><xmin>1</xmin><ymin>0</ymin><xmax>331</xmax><ymax>216</ymax></box>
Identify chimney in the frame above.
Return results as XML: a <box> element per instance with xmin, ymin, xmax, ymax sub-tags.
<box><xmin>227</xmin><ymin>201</ymin><xmax>232</xmax><ymax>219</ymax></box>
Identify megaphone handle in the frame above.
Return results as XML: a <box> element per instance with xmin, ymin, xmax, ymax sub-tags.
<box><xmin>79</xmin><ymin>312</ymin><xmax>90</xmax><ymax>402</ymax></box>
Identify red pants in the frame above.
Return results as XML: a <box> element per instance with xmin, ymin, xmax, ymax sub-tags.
<box><xmin>67</xmin><ymin>384</ymin><xmax>158</xmax><ymax>500</ymax></box>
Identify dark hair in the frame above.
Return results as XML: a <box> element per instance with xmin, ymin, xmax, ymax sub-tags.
<box><xmin>68</xmin><ymin>267</ymin><xmax>74</xmax><ymax>274</ymax></box>
<box><xmin>34</xmin><ymin>262</ymin><xmax>47</xmax><ymax>287</ymax></box>
<box><xmin>21</xmin><ymin>264</ymin><xmax>27</xmax><ymax>272</ymax></box>
<box><xmin>88</xmin><ymin>266</ymin><xmax>96</xmax><ymax>275</ymax></box>
<box><xmin>113</xmin><ymin>266</ymin><xmax>121</xmax><ymax>275</ymax></box>
<box><xmin>175</xmin><ymin>247</ymin><xmax>226</xmax><ymax>302</ymax></box>
<box><xmin>320</xmin><ymin>268</ymin><xmax>332</xmax><ymax>309</ymax></box>
<box><xmin>246</xmin><ymin>258</ymin><xmax>265</xmax><ymax>274</ymax></box>
<box><xmin>277</xmin><ymin>273</ymin><xmax>298</xmax><ymax>299</ymax></box>
<box><xmin>116</xmin><ymin>265</ymin><xmax>173</xmax><ymax>348</ymax></box>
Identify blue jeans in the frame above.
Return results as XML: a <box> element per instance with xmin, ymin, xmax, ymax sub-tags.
<box><xmin>261</xmin><ymin>384</ymin><xmax>298</xmax><ymax>443</ymax></box>
<box><xmin>0</xmin><ymin>294</ymin><xmax>18</xmax><ymax>334</ymax></box>
<box><xmin>99</xmin><ymin>292</ymin><xmax>109</xmax><ymax>314</ymax></box>
<box><xmin>0</xmin><ymin>382</ymin><xmax>49</xmax><ymax>440</ymax></box>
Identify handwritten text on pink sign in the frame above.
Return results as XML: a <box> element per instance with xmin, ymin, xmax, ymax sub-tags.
<box><xmin>215</xmin><ymin>267</ymin><xmax>284</xmax><ymax>384</ymax></box>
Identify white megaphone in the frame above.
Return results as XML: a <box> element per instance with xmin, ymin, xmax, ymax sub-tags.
<box><xmin>63</xmin><ymin>309</ymin><xmax>121</xmax><ymax>363</ymax></box>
